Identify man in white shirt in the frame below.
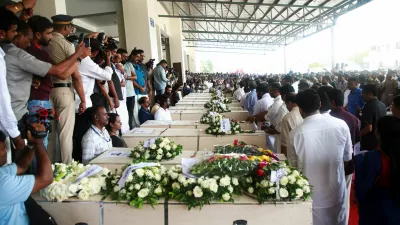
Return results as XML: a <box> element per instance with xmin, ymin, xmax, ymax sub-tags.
<box><xmin>154</xmin><ymin>95</ymin><xmax>172</xmax><ymax>121</ymax></box>
<box><xmin>82</xmin><ymin>106</ymin><xmax>112</xmax><ymax>165</ymax></box>
<box><xmin>280</xmin><ymin>93</ymin><xmax>303</xmax><ymax>166</ymax></box>
<box><xmin>252</xmin><ymin>82</ymin><xmax>273</xmax><ymax>118</ymax></box>
<box><xmin>233</xmin><ymin>81</ymin><xmax>245</xmax><ymax>102</ymax></box>
<box><xmin>289</xmin><ymin>89</ymin><xmax>352</xmax><ymax>225</ymax></box>
<box><xmin>73</xmin><ymin>40</ymin><xmax>113</xmax><ymax>162</ymax></box>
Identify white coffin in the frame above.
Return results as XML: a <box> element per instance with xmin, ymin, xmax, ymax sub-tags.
<box><xmin>122</xmin><ymin>128</ymin><xmax>166</xmax><ymax>148</ymax></box>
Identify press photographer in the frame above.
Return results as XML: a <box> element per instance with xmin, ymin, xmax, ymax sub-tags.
<box><xmin>0</xmin><ymin>123</ymin><xmax>53</xmax><ymax>225</ymax></box>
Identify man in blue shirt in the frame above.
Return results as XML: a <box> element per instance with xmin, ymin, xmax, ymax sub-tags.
<box><xmin>346</xmin><ymin>76</ymin><xmax>365</xmax><ymax>117</ymax></box>
<box><xmin>0</xmin><ymin>123</ymin><xmax>53</xmax><ymax>225</ymax></box>
<box><xmin>246</xmin><ymin>81</ymin><xmax>258</xmax><ymax>116</ymax></box>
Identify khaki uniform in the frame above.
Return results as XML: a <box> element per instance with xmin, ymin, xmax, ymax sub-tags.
<box><xmin>47</xmin><ymin>32</ymin><xmax>75</xmax><ymax>163</ymax></box>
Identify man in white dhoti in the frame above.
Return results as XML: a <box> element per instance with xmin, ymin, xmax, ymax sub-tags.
<box><xmin>289</xmin><ymin>89</ymin><xmax>353</xmax><ymax>225</ymax></box>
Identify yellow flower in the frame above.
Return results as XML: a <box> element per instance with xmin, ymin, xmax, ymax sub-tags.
<box><xmin>248</xmin><ymin>156</ymin><xmax>255</xmax><ymax>161</ymax></box>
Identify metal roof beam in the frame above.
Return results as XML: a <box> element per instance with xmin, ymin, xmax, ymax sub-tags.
<box><xmin>162</xmin><ymin>16</ymin><xmax>332</xmax><ymax>25</ymax></box>
<box><xmin>157</xmin><ymin>0</ymin><xmax>333</xmax><ymax>9</ymax></box>
<box><xmin>183</xmin><ymin>38</ymin><xmax>285</xmax><ymax>45</ymax></box>
<box><xmin>182</xmin><ymin>30</ymin><xmax>298</xmax><ymax>37</ymax></box>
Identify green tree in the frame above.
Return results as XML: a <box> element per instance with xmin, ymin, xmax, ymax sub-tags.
<box><xmin>200</xmin><ymin>60</ymin><xmax>214</xmax><ymax>73</ymax></box>
<box><xmin>308</xmin><ymin>62</ymin><xmax>325</xmax><ymax>69</ymax></box>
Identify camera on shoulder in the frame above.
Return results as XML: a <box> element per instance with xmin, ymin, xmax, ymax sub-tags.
<box><xmin>18</xmin><ymin>108</ymin><xmax>55</xmax><ymax>139</ymax></box>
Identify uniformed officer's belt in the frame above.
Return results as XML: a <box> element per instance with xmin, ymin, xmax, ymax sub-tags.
<box><xmin>53</xmin><ymin>83</ymin><xmax>72</xmax><ymax>88</ymax></box>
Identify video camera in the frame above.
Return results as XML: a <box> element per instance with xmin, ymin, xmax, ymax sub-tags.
<box><xmin>18</xmin><ymin>108</ymin><xmax>55</xmax><ymax>139</ymax></box>
<box><xmin>97</xmin><ymin>32</ymin><xmax>117</xmax><ymax>50</ymax></box>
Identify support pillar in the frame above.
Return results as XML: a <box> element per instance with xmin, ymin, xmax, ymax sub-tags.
<box><xmin>121</xmin><ymin>0</ymin><xmax>157</xmax><ymax>59</ymax></box>
<box><xmin>169</xmin><ymin>18</ymin><xmax>186</xmax><ymax>84</ymax></box>
<box><xmin>33</xmin><ymin>0</ymin><xmax>66</xmax><ymax>19</ymax></box>
<box><xmin>283</xmin><ymin>46</ymin><xmax>288</xmax><ymax>74</ymax></box>
<box><xmin>330</xmin><ymin>22</ymin><xmax>337</xmax><ymax>70</ymax></box>
<box><xmin>116</xmin><ymin>0</ymin><xmax>126</xmax><ymax>49</ymax></box>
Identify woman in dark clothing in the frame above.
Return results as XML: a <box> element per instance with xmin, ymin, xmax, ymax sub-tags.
<box><xmin>355</xmin><ymin>116</ymin><xmax>400</xmax><ymax>225</ymax></box>
<box><xmin>106</xmin><ymin>113</ymin><xmax>127</xmax><ymax>147</ymax></box>
<box><xmin>138</xmin><ymin>96</ymin><xmax>154</xmax><ymax>125</ymax></box>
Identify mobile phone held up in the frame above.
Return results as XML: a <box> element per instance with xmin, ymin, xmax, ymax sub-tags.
<box><xmin>79</xmin><ymin>33</ymin><xmax>91</xmax><ymax>47</ymax></box>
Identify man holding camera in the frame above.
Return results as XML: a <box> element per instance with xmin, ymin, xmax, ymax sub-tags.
<box><xmin>47</xmin><ymin>15</ymin><xmax>86</xmax><ymax>164</ymax></box>
<box><xmin>0</xmin><ymin>123</ymin><xmax>53</xmax><ymax>225</ymax></box>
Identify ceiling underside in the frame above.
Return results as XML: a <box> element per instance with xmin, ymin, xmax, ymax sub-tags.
<box><xmin>158</xmin><ymin>0</ymin><xmax>372</xmax><ymax>51</ymax></box>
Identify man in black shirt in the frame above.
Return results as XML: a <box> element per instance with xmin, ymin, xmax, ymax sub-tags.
<box><xmin>360</xmin><ymin>84</ymin><xmax>387</xmax><ymax>150</ymax></box>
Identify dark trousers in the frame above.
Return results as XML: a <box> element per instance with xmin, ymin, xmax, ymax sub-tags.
<box><xmin>90</xmin><ymin>93</ymin><xmax>110</xmax><ymax>112</ymax></box>
<box><xmin>72</xmin><ymin>113</ymin><xmax>92</xmax><ymax>162</ymax></box>
<box><xmin>126</xmin><ymin>96</ymin><xmax>135</xmax><ymax>130</ymax></box>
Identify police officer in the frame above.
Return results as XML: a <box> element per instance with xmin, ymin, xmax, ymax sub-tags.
<box><xmin>47</xmin><ymin>14</ymin><xmax>87</xmax><ymax>163</ymax></box>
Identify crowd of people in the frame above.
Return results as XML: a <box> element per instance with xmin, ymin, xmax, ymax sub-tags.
<box><xmin>1</xmin><ymin>1</ymin><xmax>400</xmax><ymax>225</ymax></box>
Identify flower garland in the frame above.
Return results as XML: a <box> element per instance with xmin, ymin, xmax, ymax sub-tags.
<box><xmin>214</xmin><ymin>140</ymin><xmax>279</xmax><ymax>160</ymax></box>
<box><xmin>129</xmin><ymin>137</ymin><xmax>183</xmax><ymax>163</ymax></box>
<box><xmin>204</xmin><ymin>101</ymin><xmax>230</xmax><ymax>113</ymax></box>
<box><xmin>167</xmin><ymin>165</ymin><xmax>242</xmax><ymax>209</ymax></box>
<box><xmin>102</xmin><ymin>165</ymin><xmax>168</xmax><ymax>209</ymax></box>
<box><xmin>205</xmin><ymin>119</ymin><xmax>254</xmax><ymax>136</ymax></box>
<box><xmin>41</xmin><ymin>161</ymin><xmax>109</xmax><ymax>202</ymax></box>
<box><xmin>199</xmin><ymin>111</ymin><xmax>223</xmax><ymax>125</ymax></box>
<box><xmin>211</xmin><ymin>95</ymin><xmax>232</xmax><ymax>104</ymax></box>
<box><xmin>243</xmin><ymin>161</ymin><xmax>312</xmax><ymax>203</ymax></box>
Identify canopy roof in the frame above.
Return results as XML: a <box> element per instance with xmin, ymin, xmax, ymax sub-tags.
<box><xmin>158</xmin><ymin>0</ymin><xmax>372</xmax><ymax>50</ymax></box>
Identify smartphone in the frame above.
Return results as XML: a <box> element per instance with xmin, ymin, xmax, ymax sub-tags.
<box><xmin>79</xmin><ymin>33</ymin><xmax>85</xmax><ymax>43</ymax></box>
<box><xmin>84</xmin><ymin>38</ymin><xmax>90</xmax><ymax>47</ymax></box>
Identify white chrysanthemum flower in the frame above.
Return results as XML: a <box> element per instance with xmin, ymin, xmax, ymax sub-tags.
<box><xmin>68</xmin><ymin>184</ymin><xmax>79</xmax><ymax>194</ymax></box>
<box><xmin>156</xmin><ymin>154</ymin><xmax>163</xmax><ymax>160</ymax></box>
<box><xmin>170</xmin><ymin>172</ymin><xmax>178</xmax><ymax>180</ymax></box>
<box><xmin>134</xmin><ymin>184</ymin><xmax>141</xmax><ymax>190</ymax></box>
<box><xmin>303</xmin><ymin>185</ymin><xmax>311</xmax><ymax>193</ymax></box>
<box><xmin>150</xmin><ymin>144</ymin><xmax>157</xmax><ymax>150</ymax></box>
<box><xmin>222</xmin><ymin>193</ymin><xmax>230</xmax><ymax>201</ymax></box>
<box><xmin>137</xmin><ymin>188</ymin><xmax>149</xmax><ymax>198</ymax></box>
<box><xmin>154</xmin><ymin>186</ymin><xmax>163</xmax><ymax>195</ymax></box>
<box><xmin>269</xmin><ymin>181</ymin><xmax>275</xmax><ymax>187</ymax></box>
<box><xmin>172</xmin><ymin>182</ymin><xmax>181</xmax><ymax>190</ymax></box>
<box><xmin>166</xmin><ymin>152</ymin><xmax>172</xmax><ymax>158</ymax></box>
<box><xmin>144</xmin><ymin>151</ymin><xmax>150</xmax><ymax>159</ymax></box>
<box><xmin>120</xmin><ymin>189</ymin><xmax>126</xmax><ymax>195</ymax></box>
<box><xmin>134</xmin><ymin>152</ymin><xmax>140</xmax><ymax>158</ymax></box>
<box><xmin>246</xmin><ymin>177</ymin><xmax>253</xmax><ymax>183</ymax></box>
<box><xmin>178</xmin><ymin>175</ymin><xmax>186</xmax><ymax>184</ymax></box>
<box><xmin>247</xmin><ymin>187</ymin><xmax>254</xmax><ymax>194</ymax></box>
<box><xmin>201</xmin><ymin>180</ymin><xmax>210</xmax><ymax>189</ymax></box>
<box><xmin>165</xmin><ymin>145</ymin><xmax>171</xmax><ymax>151</ymax></box>
<box><xmin>186</xmin><ymin>190</ymin><xmax>193</xmax><ymax>196</ymax></box>
<box><xmin>146</xmin><ymin>170</ymin><xmax>154</xmax><ymax>178</ymax></box>
<box><xmin>136</xmin><ymin>169</ymin><xmax>145</xmax><ymax>177</ymax></box>
<box><xmin>296</xmin><ymin>189</ymin><xmax>304</xmax><ymax>198</ymax></box>
<box><xmin>279</xmin><ymin>188</ymin><xmax>289</xmax><ymax>198</ymax></box>
<box><xmin>288</xmin><ymin>175</ymin><xmax>296</xmax><ymax>184</ymax></box>
<box><xmin>187</xmin><ymin>178</ymin><xmax>196</xmax><ymax>184</ymax></box>
<box><xmin>127</xmin><ymin>174</ymin><xmax>134</xmax><ymax>182</ymax></box>
<box><xmin>159</xmin><ymin>142</ymin><xmax>165</xmax><ymax>148</ymax></box>
<box><xmin>78</xmin><ymin>190</ymin><xmax>90</xmax><ymax>200</ymax></box>
<box><xmin>280</xmin><ymin>176</ymin><xmax>289</xmax><ymax>186</ymax></box>
<box><xmin>172</xmin><ymin>144</ymin><xmax>177</xmax><ymax>150</ymax></box>
<box><xmin>193</xmin><ymin>186</ymin><xmax>203</xmax><ymax>198</ymax></box>
<box><xmin>219</xmin><ymin>176</ymin><xmax>231</xmax><ymax>187</ymax></box>
<box><xmin>292</xmin><ymin>170</ymin><xmax>300</xmax><ymax>177</ymax></box>
<box><xmin>232</xmin><ymin>178</ymin><xmax>239</xmax><ymax>186</ymax></box>
<box><xmin>157</xmin><ymin>149</ymin><xmax>163</xmax><ymax>154</ymax></box>
<box><xmin>228</xmin><ymin>186</ymin><xmax>234</xmax><ymax>193</ymax></box>
<box><xmin>129</xmin><ymin>185</ymin><xmax>134</xmax><ymax>191</ymax></box>
<box><xmin>260</xmin><ymin>180</ymin><xmax>269</xmax><ymax>188</ymax></box>
<box><xmin>209</xmin><ymin>182</ymin><xmax>218</xmax><ymax>193</ymax></box>
<box><xmin>296</xmin><ymin>179</ymin><xmax>304</xmax><ymax>187</ymax></box>
<box><xmin>80</xmin><ymin>177</ymin><xmax>89</xmax><ymax>185</ymax></box>
<box><xmin>268</xmin><ymin>187</ymin><xmax>275</xmax><ymax>194</ymax></box>
<box><xmin>154</xmin><ymin>174</ymin><xmax>161</xmax><ymax>181</ymax></box>
<box><xmin>113</xmin><ymin>186</ymin><xmax>120</xmax><ymax>192</ymax></box>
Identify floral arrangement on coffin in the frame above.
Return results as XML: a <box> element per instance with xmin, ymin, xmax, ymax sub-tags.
<box><xmin>41</xmin><ymin>161</ymin><xmax>109</xmax><ymax>202</ymax></box>
<box><xmin>205</xmin><ymin>119</ymin><xmax>255</xmax><ymax>136</ymax></box>
<box><xmin>199</xmin><ymin>84</ymin><xmax>208</xmax><ymax>91</ymax></box>
<box><xmin>243</xmin><ymin>161</ymin><xmax>312</xmax><ymax>203</ymax></box>
<box><xmin>211</xmin><ymin>95</ymin><xmax>232</xmax><ymax>104</ymax></box>
<box><xmin>213</xmin><ymin>140</ymin><xmax>278</xmax><ymax>159</ymax></box>
<box><xmin>199</xmin><ymin>112</ymin><xmax>223</xmax><ymax>125</ymax></box>
<box><xmin>129</xmin><ymin>137</ymin><xmax>183</xmax><ymax>163</ymax></box>
<box><xmin>190</xmin><ymin>154</ymin><xmax>258</xmax><ymax>177</ymax></box>
<box><xmin>167</xmin><ymin>165</ymin><xmax>242</xmax><ymax>209</ymax></box>
<box><xmin>102</xmin><ymin>164</ymin><xmax>168</xmax><ymax>209</ymax></box>
<box><xmin>204</xmin><ymin>101</ymin><xmax>230</xmax><ymax>113</ymax></box>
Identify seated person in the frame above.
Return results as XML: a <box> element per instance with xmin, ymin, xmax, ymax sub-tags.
<box><xmin>138</xmin><ymin>96</ymin><xmax>154</xmax><ymax>125</ymax></box>
<box><xmin>151</xmin><ymin>95</ymin><xmax>162</xmax><ymax>116</ymax></box>
<box><xmin>154</xmin><ymin>95</ymin><xmax>172</xmax><ymax>121</ymax></box>
<box><xmin>106</xmin><ymin>113</ymin><xmax>127</xmax><ymax>147</ymax></box>
<box><xmin>82</xmin><ymin>106</ymin><xmax>113</xmax><ymax>164</ymax></box>
<box><xmin>0</xmin><ymin>124</ymin><xmax>53</xmax><ymax>225</ymax></box>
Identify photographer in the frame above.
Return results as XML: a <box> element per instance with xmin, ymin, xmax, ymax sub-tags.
<box><xmin>0</xmin><ymin>123</ymin><xmax>53</xmax><ymax>225</ymax></box>
<box><xmin>73</xmin><ymin>38</ymin><xmax>112</xmax><ymax>162</ymax></box>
